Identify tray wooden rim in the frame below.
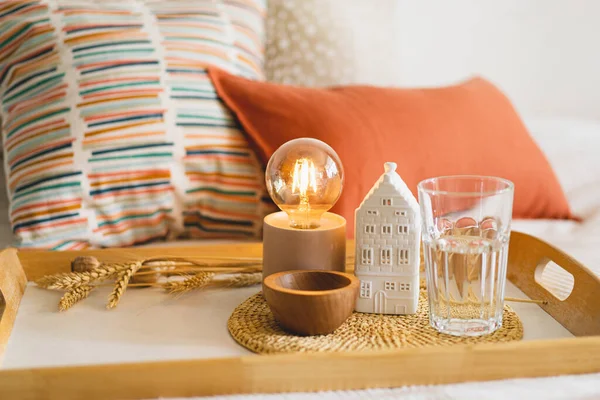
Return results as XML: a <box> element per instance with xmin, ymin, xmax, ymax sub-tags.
<box><xmin>1</xmin><ymin>231</ymin><xmax>599</xmax><ymax>400</ymax></box>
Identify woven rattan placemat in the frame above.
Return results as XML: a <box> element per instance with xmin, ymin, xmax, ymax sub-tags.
<box><xmin>228</xmin><ymin>289</ymin><xmax>523</xmax><ymax>354</ymax></box>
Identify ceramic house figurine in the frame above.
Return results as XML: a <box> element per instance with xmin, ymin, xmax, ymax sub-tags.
<box><xmin>354</xmin><ymin>162</ymin><xmax>421</xmax><ymax>314</ymax></box>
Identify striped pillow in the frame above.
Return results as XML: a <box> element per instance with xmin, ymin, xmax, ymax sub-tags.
<box><xmin>0</xmin><ymin>0</ymin><xmax>270</xmax><ymax>249</ymax></box>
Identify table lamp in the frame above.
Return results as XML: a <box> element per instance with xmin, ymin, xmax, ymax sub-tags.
<box><xmin>262</xmin><ymin>138</ymin><xmax>346</xmax><ymax>278</ymax></box>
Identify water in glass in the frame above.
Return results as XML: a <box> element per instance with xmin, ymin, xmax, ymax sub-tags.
<box><xmin>423</xmin><ymin>231</ymin><xmax>509</xmax><ymax>336</ymax></box>
<box><xmin>418</xmin><ymin>176</ymin><xmax>514</xmax><ymax>336</ymax></box>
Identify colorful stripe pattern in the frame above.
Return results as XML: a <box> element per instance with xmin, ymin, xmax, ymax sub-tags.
<box><xmin>148</xmin><ymin>0</ymin><xmax>267</xmax><ymax>238</ymax></box>
<box><xmin>58</xmin><ymin>2</ymin><xmax>175</xmax><ymax>247</ymax></box>
<box><xmin>1</xmin><ymin>1</ymin><xmax>88</xmax><ymax>250</ymax></box>
<box><xmin>0</xmin><ymin>0</ymin><xmax>268</xmax><ymax>249</ymax></box>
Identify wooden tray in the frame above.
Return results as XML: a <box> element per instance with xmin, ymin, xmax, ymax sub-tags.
<box><xmin>1</xmin><ymin>231</ymin><xmax>600</xmax><ymax>400</ymax></box>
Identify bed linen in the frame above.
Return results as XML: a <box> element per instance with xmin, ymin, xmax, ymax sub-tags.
<box><xmin>182</xmin><ymin>373</ymin><xmax>600</xmax><ymax>400</ymax></box>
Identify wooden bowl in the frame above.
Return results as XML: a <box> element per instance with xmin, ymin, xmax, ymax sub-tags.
<box><xmin>262</xmin><ymin>270</ymin><xmax>359</xmax><ymax>336</ymax></box>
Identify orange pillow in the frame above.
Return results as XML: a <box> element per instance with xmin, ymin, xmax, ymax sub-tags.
<box><xmin>208</xmin><ymin>68</ymin><xmax>575</xmax><ymax>230</ymax></box>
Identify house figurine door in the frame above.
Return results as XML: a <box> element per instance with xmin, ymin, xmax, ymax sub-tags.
<box><xmin>374</xmin><ymin>291</ymin><xmax>386</xmax><ymax>313</ymax></box>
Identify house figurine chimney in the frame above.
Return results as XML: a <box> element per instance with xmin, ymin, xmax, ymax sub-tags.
<box><xmin>354</xmin><ymin>162</ymin><xmax>421</xmax><ymax>314</ymax></box>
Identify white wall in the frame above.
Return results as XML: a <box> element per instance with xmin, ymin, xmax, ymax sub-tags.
<box><xmin>267</xmin><ymin>0</ymin><xmax>600</xmax><ymax>120</ymax></box>
<box><xmin>390</xmin><ymin>0</ymin><xmax>600</xmax><ymax>120</ymax></box>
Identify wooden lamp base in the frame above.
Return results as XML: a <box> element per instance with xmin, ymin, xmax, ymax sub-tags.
<box><xmin>262</xmin><ymin>211</ymin><xmax>346</xmax><ymax>279</ymax></box>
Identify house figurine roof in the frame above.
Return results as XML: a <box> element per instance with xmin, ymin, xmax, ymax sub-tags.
<box><xmin>358</xmin><ymin>162</ymin><xmax>419</xmax><ymax>211</ymax></box>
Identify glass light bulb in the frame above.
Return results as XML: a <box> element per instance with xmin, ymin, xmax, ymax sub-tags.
<box><xmin>265</xmin><ymin>138</ymin><xmax>344</xmax><ymax>229</ymax></box>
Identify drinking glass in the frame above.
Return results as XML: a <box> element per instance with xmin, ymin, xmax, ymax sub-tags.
<box><xmin>418</xmin><ymin>176</ymin><xmax>514</xmax><ymax>336</ymax></box>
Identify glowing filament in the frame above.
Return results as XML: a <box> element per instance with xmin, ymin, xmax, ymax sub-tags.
<box><xmin>291</xmin><ymin>158</ymin><xmax>317</xmax><ymax>199</ymax></box>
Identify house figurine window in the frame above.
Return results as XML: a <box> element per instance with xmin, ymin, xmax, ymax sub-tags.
<box><xmin>361</xmin><ymin>247</ymin><xmax>373</xmax><ymax>265</ymax></box>
<box><xmin>367</xmin><ymin>209</ymin><xmax>379</xmax><ymax>216</ymax></box>
<box><xmin>399</xmin><ymin>249</ymin><xmax>409</xmax><ymax>265</ymax></box>
<box><xmin>399</xmin><ymin>282</ymin><xmax>411</xmax><ymax>291</ymax></box>
<box><xmin>360</xmin><ymin>281</ymin><xmax>372</xmax><ymax>298</ymax></box>
<box><xmin>384</xmin><ymin>281</ymin><xmax>396</xmax><ymax>291</ymax></box>
<box><xmin>382</xmin><ymin>198</ymin><xmax>392</xmax><ymax>206</ymax></box>
<box><xmin>395</xmin><ymin>210</ymin><xmax>407</xmax><ymax>217</ymax></box>
<box><xmin>364</xmin><ymin>224</ymin><xmax>376</xmax><ymax>234</ymax></box>
<box><xmin>382</xmin><ymin>224</ymin><xmax>392</xmax><ymax>235</ymax></box>
<box><xmin>398</xmin><ymin>225</ymin><xmax>409</xmax><ymax>234</ymax></box>
<box><xmin>381</xmin><ymin>248</ymin><xmax>392</xmax><ymax>265</ymax></box>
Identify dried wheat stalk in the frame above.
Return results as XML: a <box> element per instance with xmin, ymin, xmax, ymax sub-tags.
<box><xmin>144</xmin><ymin>256</ymin><xmax>262</xmax><ymax>263</ymax></box>
<box><xmin>164</xmin><ymin>271</ymin><xmax>215</xmax><ymax>294</ymax></box>
<box><xmin>218</xmin><ymin>272</ymin><xmax>262</xmax><ymax>288</ymax></box>
<box><xmin>164</xmin><ymin>270</ymin><xmax>262</xmax><ymax>295</ymax></box>
<box><xmin>59</xmin><ymin>285</ymin><xmax>94</xmax><ymax>311</ymax></box>
<box><xmin>36</xmin><ymin>263</ymin><xmax>130</xmax><ymax>290</ymax></box>
<box><xmin>134</xmin><ymin>264</ymin><xmax>262</xmax><ymax>277</ymax></box>
<box><xmin>106</xmin><ymin>261</ymin><xmax>142</xmax><ymax>309</ymax></box>
<box><xmin>36</xmin><ymin>255</ymin><xmax>265</xmax><ymax>311</ymax></box>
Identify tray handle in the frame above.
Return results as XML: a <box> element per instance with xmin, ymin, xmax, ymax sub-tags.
<box><xmin>507</xmin><ymin>231</ymin><xmax>600</xmax><ymax>336</ymax></box>
<box><xmin>0</xmin><ymin>248</ymin><xmax>27</xmax><ymax>361</ymax></box>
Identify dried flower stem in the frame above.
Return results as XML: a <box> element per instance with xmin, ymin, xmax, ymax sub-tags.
<box><xmin>107</xmin><ymin>262</ymin><xmax>142</xmax><ymax>309</ymax></box>
<box><xmin>59</xmin><ymin>285</ymin><xmax>94</xmax><ymax>311</ymax></box>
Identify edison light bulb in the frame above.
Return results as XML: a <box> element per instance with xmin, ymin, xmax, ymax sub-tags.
<box><xmin>266</xmin><ymin>138</ymin><xmax>344</xmax><ymax>229</ymax></box>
